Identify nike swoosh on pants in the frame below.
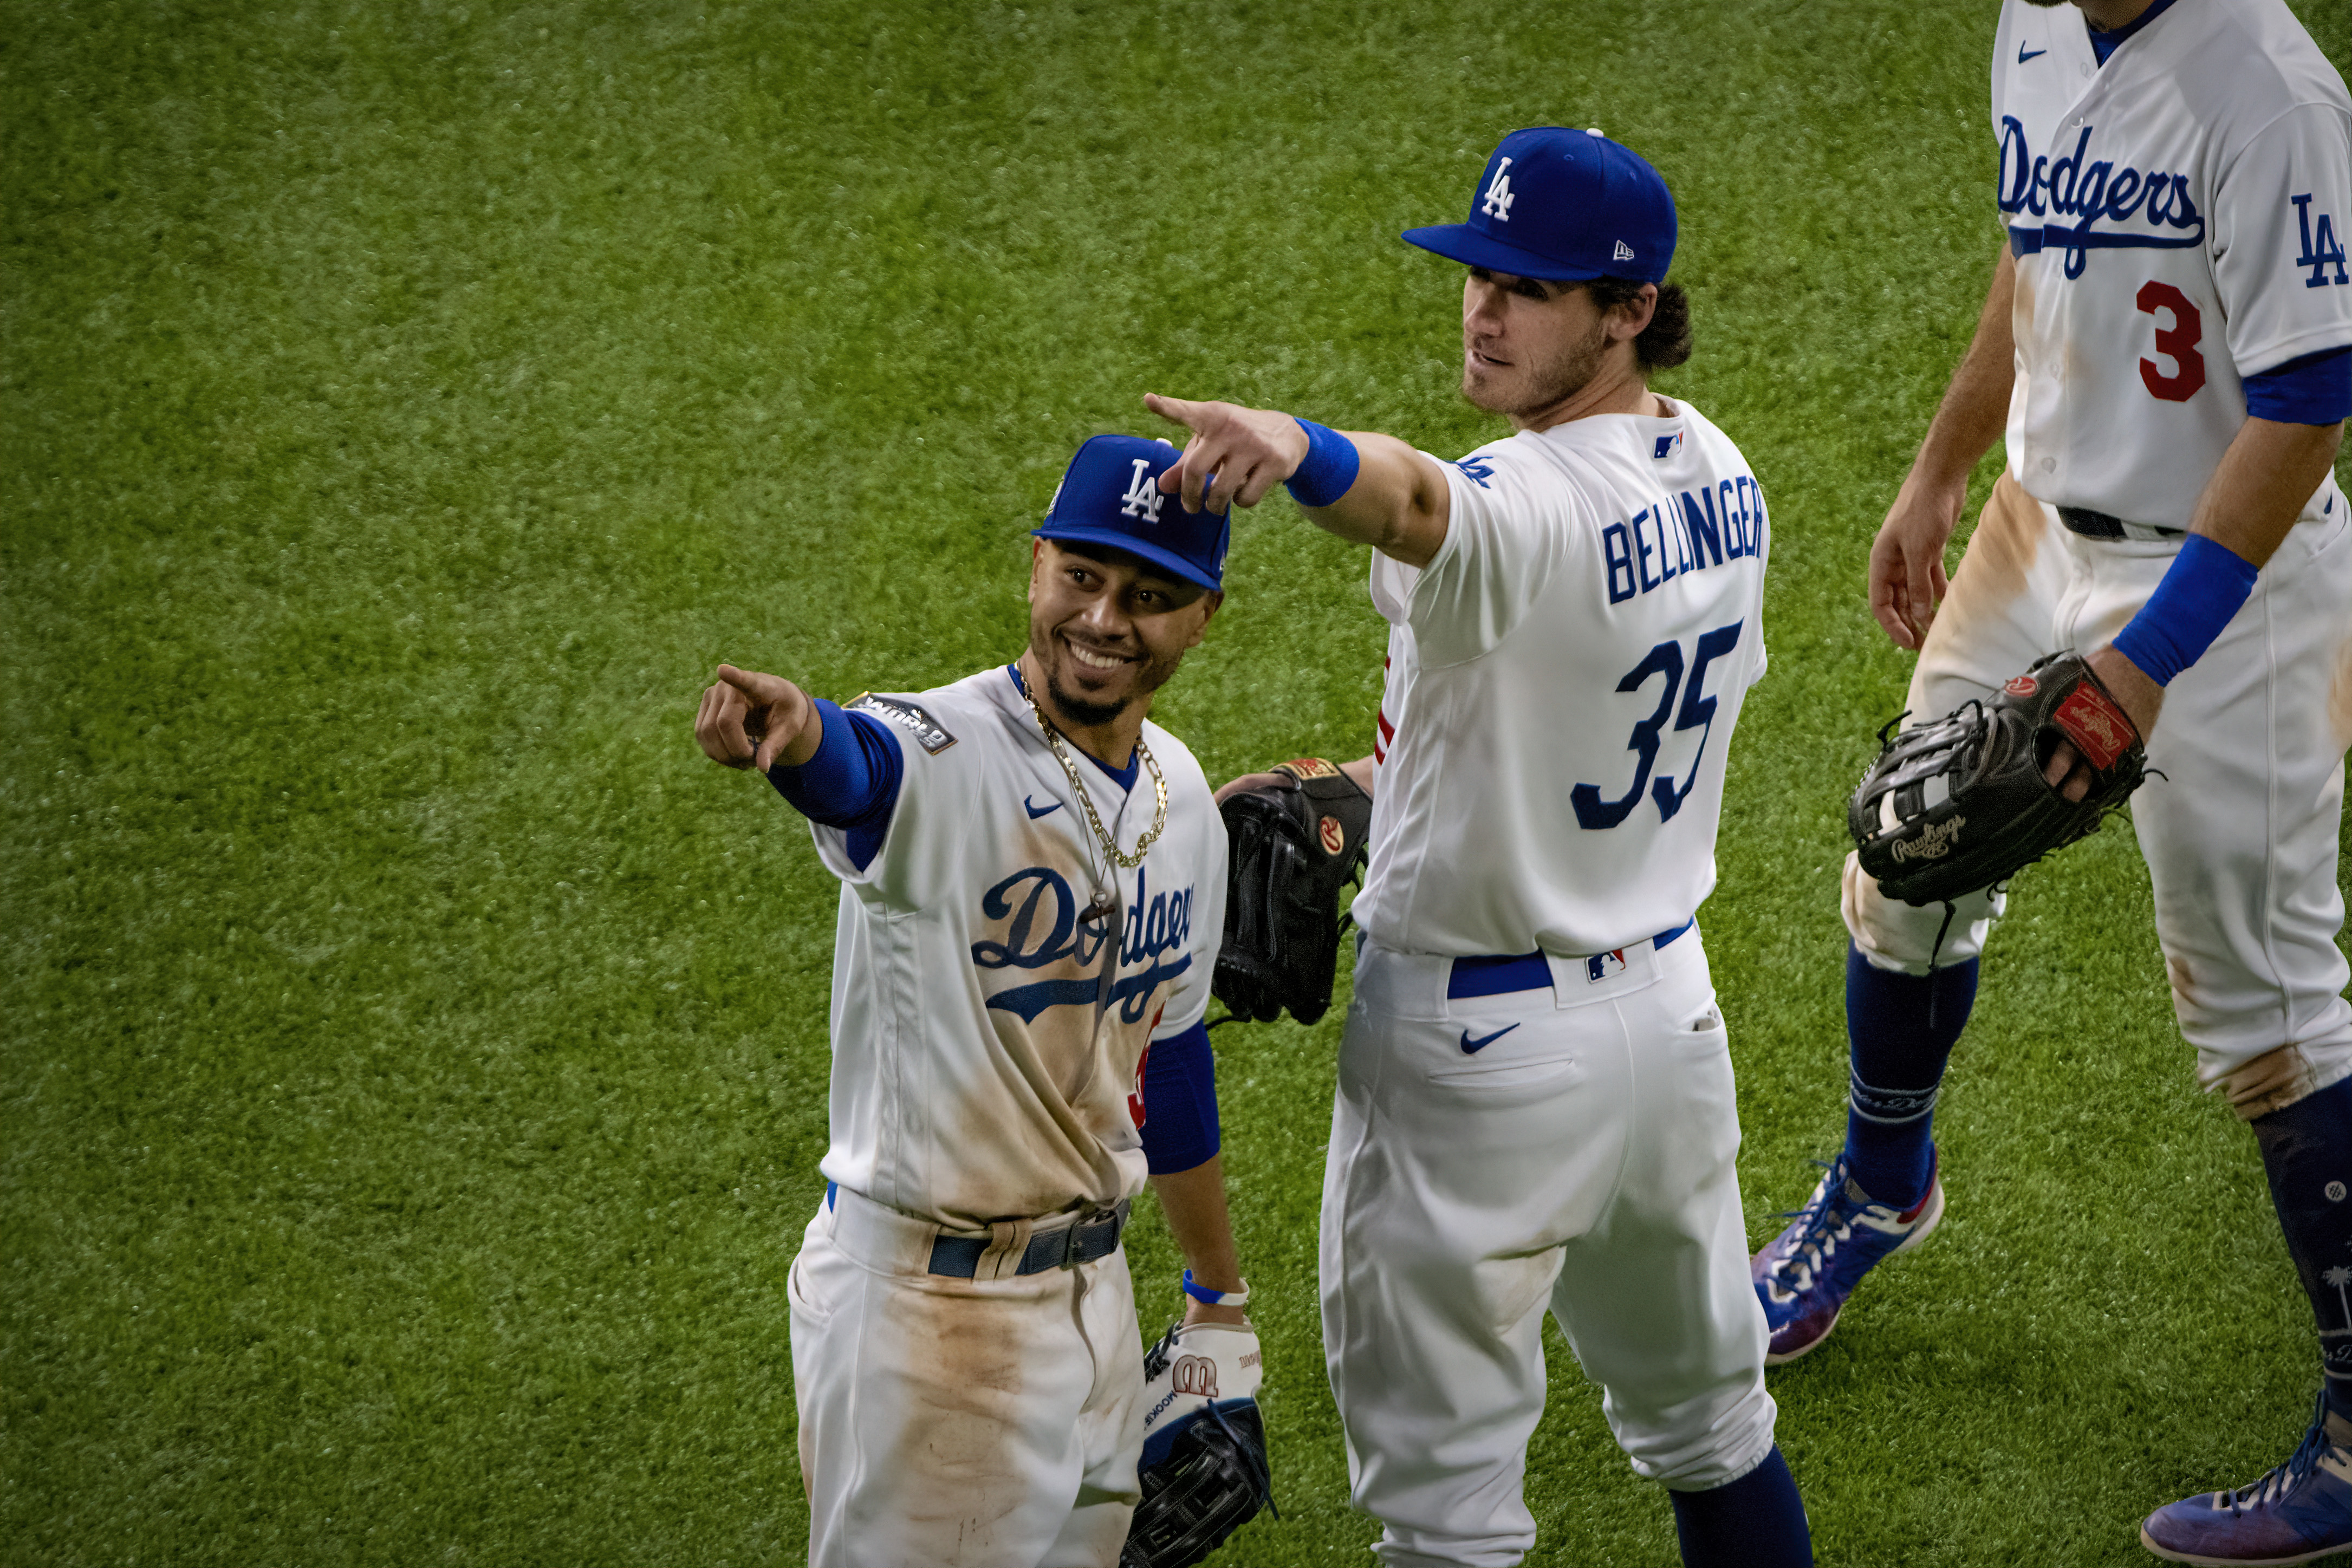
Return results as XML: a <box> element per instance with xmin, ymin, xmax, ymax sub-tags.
<box><xmin>1459</xmin><ymin>1024</ymin><xmax>1519</xmax><ymax>1054</ymax></box>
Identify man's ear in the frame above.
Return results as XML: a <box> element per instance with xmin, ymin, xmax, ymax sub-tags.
<box><xmin>1609</xmin><ymin>283</ymin><xmax>1659</xmax><ymax>344</ymax></box>
<box><xmin>1187</xmin><ymin>589</ymin><xmax>1225</xmax><ymax>647</ymax></box>
<box><xmin>1028</xmin><ymin>537</ymin><xmax>1046</xmax><ymax>600</ymax></box>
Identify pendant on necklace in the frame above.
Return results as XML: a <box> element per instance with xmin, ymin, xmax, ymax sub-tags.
<box><xmin>1078</xmin><ymin>891</ymin><xmax>1115</xmax><ymax>927</ymax></box>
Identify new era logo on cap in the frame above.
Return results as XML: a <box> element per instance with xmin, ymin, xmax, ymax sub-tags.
<box><xmin>1613</xmin><ymin>239</ymin><xmax>1635</xmax><ymax>262</ymax></box>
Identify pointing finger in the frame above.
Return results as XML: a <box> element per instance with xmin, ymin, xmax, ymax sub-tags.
<box><xmin>1144</xmin><ymin>392</ymin><xmax>1203</xmax><ymax>432</ymax></box>
<box><xmin>718</xmin><ymin>663</ymin><xmax>791</xmax><ymax>706</ymax></box>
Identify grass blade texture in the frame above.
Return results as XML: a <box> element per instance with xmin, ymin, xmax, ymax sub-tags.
<box><xmin>5</xmin><ymin>1</ymin><xmax>2349</xmax><ymax>1563</ymax></box>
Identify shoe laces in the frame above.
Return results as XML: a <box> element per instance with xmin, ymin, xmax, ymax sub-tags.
<box><xmin>2222</xmin><ymin>1395</ymin><xmax>2337</xmax><ymax>1512</ymax></box>
<box><xmin>1764</xmin><ymin>1159</ymin><xmax>1859</xmax><ymax>1298</ymax></box>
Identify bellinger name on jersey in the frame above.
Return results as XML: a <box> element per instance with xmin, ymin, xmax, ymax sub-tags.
<box><xmin>1602</xmin><ymin>474</ymin><xmax>1766</xmax><ymax>604</ymax></box>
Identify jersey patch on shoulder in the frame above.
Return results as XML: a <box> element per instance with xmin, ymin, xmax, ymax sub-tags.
<box><xmin>844</xmin><ymin>693</ymin><xmax>957</xmax><ymax>755</ymax></box>
<box><xmin>1454</xmin><ymin>456</ymin><xmax>1496</xmax><ymax>487</ymax></box>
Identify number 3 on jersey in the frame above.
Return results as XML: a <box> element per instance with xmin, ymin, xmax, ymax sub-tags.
<box><xmin>1571</xmin><ymin>620</ymin><xmax>1744</xmax><ymax>829</ymax></box>
<box><xmin>2137</xmin><ymin>281</ymin><xmax>2205</xmax><ymax>402</ymax></box>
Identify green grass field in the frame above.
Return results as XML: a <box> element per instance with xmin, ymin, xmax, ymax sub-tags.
<box><xmin>8</xmin><ymin>1</ymin><xmax>2352</xmax><ymax>1563</ymax></box>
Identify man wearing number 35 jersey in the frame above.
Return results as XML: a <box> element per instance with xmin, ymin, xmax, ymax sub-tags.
<box><xmin>1147</xmin><ymin>127</ymin><xmax>1812</xmax><ymax>1566</ymax></box>
<box><xmin>1743</xmin><ymin>2</ymin><xmax>2352</xmax><ymax>1562</ymax></box>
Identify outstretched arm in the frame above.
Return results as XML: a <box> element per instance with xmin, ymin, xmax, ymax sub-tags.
<box><xmin>1872</xmin><ymin>242</ymin><xmax>2017</xmax><ymax>651</ymax></box>
<box><xmin>1143</xmin><ymin>393</ymin><xmax>1453</xmax><ymax>569</ymax></box>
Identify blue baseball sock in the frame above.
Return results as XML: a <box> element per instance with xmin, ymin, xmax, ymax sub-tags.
<box><xmin>1668</xmin><ymin>1447</ymin><xmax>1812</xmax><ymax>1568</ymax></box>
<box><xmin>2249</xmin><ymin>1076</ymin><xmax>2352</xmax><ymax>1422</ymax></box>
<box><xmin>1842</xmin><ymin>944</ymin><xmax>1979</xmax><ymax>1209</ymax></box>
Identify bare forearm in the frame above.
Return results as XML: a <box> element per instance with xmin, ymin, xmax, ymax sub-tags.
<box><xmin>2187</xmin><ymin>417</ymin><xmax>2345</xmax><ymax>569</ymax></box>
<box><xmin>1300</xmin><ymin>433</ymin><xmax>1452</xmax><ymax>569</ymax></box>
<box><xmin>1909</xmin><ymin>246</ymin><xmax>2017</xmax><ymax>490</ymax></box>
<box><xmin>1148</xmin><ymin>1155</ymin><xmax>1247</xmax><ymax>1325</ymax></box>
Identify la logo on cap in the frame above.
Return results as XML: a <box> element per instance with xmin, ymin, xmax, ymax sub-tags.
<box><xmin>1119</xmin><ymin>458</ymin><xmax>1165</xmax><ymax>522</ymax></box>
<box><xmin>1479</xmin><ymin>158</ymin><xmax>1516</xmax><ymax>222</ymax></box>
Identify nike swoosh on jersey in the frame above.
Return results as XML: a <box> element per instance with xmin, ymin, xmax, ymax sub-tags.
<box><xmin>1024</xmin><ymin>796</ymin><xmax>1063</xmax><ymax>818</ymax></box>
<box><xmin>1459</xmin><ymin>1024</ymin><xmax>1519</xmax><ymax>1054</ymax></box>
<box><xmin>2017</xmin><ymin>42</ymin><xmax>2046</xmax><ymax>61</ymax></box>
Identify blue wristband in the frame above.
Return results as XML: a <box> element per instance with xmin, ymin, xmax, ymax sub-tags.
<box><xmin>1285</xmin><ymin>418</ymin><xmax>1361</xmax><ymax>508</ymax></box>
<box><xmin>2110</xmin><ymin>533</ymin><xmax>2259</xmax><ymax>687</ymax></box>
<box><xmin>1181</xmin><ymin>1269</ymin><xmax>1250</xmax><ymax>1307</ymax></box>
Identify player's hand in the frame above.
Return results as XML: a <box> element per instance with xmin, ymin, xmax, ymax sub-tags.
<box><xmin>696</xmin><ymin>665</ymin><xmax>821</xmax><ymax>772</ymax></box>
<box><xmin>2041</xmin><ymin>644</ymin><xmax>2163</xmax><ymax>802</ymax></box>
<box><xmin>1144</xmin><ymin>393</ymin><xmax>1311</xmax><ymax>513</ymax></box>
<box><xmin>1213</xmin><ymin>770</ymin><xmax>1288</xmax><ymax>804</ymax></box>
<box><xmin>1869</xmin><ymin>471</ymin><xmax>1967</xmax><ymax>652</ymax></box>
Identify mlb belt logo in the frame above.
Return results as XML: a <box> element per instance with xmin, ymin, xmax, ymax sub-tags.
<box><xmin>1587</xmin><ymin>949</ymin><xmax>1627</xmax><ymax>983</ymax></box>
<box><xmin>1120</xmin><ymin>458</ymin><xmax>1166</xmax><ymax>522</ymax></box>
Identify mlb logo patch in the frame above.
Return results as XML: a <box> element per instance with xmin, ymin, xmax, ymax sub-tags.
<box><xmin>1587</xmin><ymin>949</ymin><xmax>1628</xmax><ymax>983</ymax></box>
<box><xmin>1652</xmin><ymin>432</ymin><xmax>1682</xmax><ymax>460</ymax></box>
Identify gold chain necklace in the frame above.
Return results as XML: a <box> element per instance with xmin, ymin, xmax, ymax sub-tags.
<box><xmin>1017</xmin><ymin>674</ymin><xmax>1167</xmax><ymax>871</ymax></box>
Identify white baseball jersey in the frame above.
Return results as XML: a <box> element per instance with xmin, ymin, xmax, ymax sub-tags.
<box><xmin>1993</xmin><ymin>0</ymin><xmax>2352</xmax><ymax>528</ymax></box>
<box><xmin>1354</xmin><ymin>400</ymin><xmax>1770</xmax><ymax>957</ymax></box>
<box><xmin>805</xmin><ymin>666</ymin><xmax>1225</xmax><ymax>1232</ymax></box>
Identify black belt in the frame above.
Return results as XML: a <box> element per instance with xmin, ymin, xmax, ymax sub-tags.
<box><xmin>927</xmin><ymin>1199</ymin><xmax>1131</xmax><ymax>1278</ymax></box>
<box><xmin>2058</xmin><ymin>505</ymin><xmax>2184</xmax><ymax>540</ymax></box>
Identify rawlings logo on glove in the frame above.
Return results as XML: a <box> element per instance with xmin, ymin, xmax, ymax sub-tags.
<box><xmin>1851</xmin><ymin>650</ymin><xmax>2148</xmax><ymax>907</ymax></box>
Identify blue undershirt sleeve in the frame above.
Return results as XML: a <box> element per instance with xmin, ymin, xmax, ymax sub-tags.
<box><xmin>766</xmin><ymin>700</ymin><xmax>904</xmax><ymax>871</ymax></box>
<box><xmin>2244</xmin><ymin>346</ymin><xmax>2352</xmax><ymax>426</ymax></box>
<box><xmin>1136</xmin><ymin>1020</ymin><xmax>1220</xmax><ymax>1175</ymax></box>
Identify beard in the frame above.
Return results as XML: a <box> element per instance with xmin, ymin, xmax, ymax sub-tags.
<box><xmin>1461</xmin><ymin>313</ymin><xmax>1613</xmax><ymax>419</ymax></box>
<box><xmin>1030</xmin><ymin>625</ymin><xmax>1187</xmax><ymax>731</ymax></box>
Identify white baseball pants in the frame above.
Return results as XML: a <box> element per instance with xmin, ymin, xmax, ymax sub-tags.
<box><xmin>788</xmin><ymin>1186</ymin><xmax>1145</xmax><ymax>1568</ymax></box>
<box><xmin>1322</xmin><ymin>931</ymin><xmax>1778</xmax><ymax>1567</ymax></box>
<box><xmin>1845</xmin><ymin>474</ymin><xmax>2352</xmax><ymax>1116</ymax></box>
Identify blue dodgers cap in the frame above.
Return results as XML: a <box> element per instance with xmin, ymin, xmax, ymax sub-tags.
<box><xmin>1032</xmin><ymin>434</ymin><xmax>1230</xmax><ymax>591</ymax></box>
<box><xmin>1403</xmin><ymin>127</ymin><xmax>1677</xmax><ymax>283</ymax></box>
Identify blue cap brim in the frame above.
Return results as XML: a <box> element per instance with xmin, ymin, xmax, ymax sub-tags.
<box><xmin>1400</xmin><ymin>223</ymin><xmax>1607</xmax><ymax>282</ymax></box>
<box><xmin>1032</xmin><ymin>525</ymin><xmax>1224</xmax><ymax>591</ymax></box>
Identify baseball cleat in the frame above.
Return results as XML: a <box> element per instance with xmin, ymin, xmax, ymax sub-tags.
<box><xmin>2140</xmin><ymin>1398</ymin><xmax>2352</xmax><ymax>1566</ymax></box>
<box><xmin>1750</xmin><ymin>1148</ymin><xmax>1943</xmax><ymax>1365</ymax></box>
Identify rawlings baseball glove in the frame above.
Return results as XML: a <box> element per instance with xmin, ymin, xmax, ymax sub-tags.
<box><xmin>1121</xmin><ymin>1321</ymin><xmax>1275</xmax><ymax>1568</ymax></box>
<box><xmin>1212</xmin><ymin>759</ymin><xmax>1374</xmax><ymax>1025</ymax></box>
<box><xmin>1851</xmin><ymin>649</ymin><xmax>2148</xmax><ymax>907</ymax></box>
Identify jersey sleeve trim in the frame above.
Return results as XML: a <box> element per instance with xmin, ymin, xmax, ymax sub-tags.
<box><xmin>2245</xmin><ymin>345</ymin><xmax>2352</xmax><ymax>424</ymax></box>
<box><xmin>769</xmin><ymin>701</ymin><xmax>904</xmax><ymax>871</ymax></box>
<box><xmin>1136</xmin><ymin>1019</ymin><xmax>1219</xmax><ymax>1175</ymax></box>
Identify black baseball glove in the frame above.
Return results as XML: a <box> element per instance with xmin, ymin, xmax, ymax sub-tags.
<box><xmin>1851</xmin><ymin>649</ymin><xmax>2148</xmax><ymax>907</ymax></box>
<box><xmin>1212</xmin><ymin>759</ymin><xmax>1374</xmax><ymax>1025</ymax></box>
<box><xmin>1121</xmin><ymin>1322</ymin><xmax>1275</xmax><ymax>1568</ymax></box>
